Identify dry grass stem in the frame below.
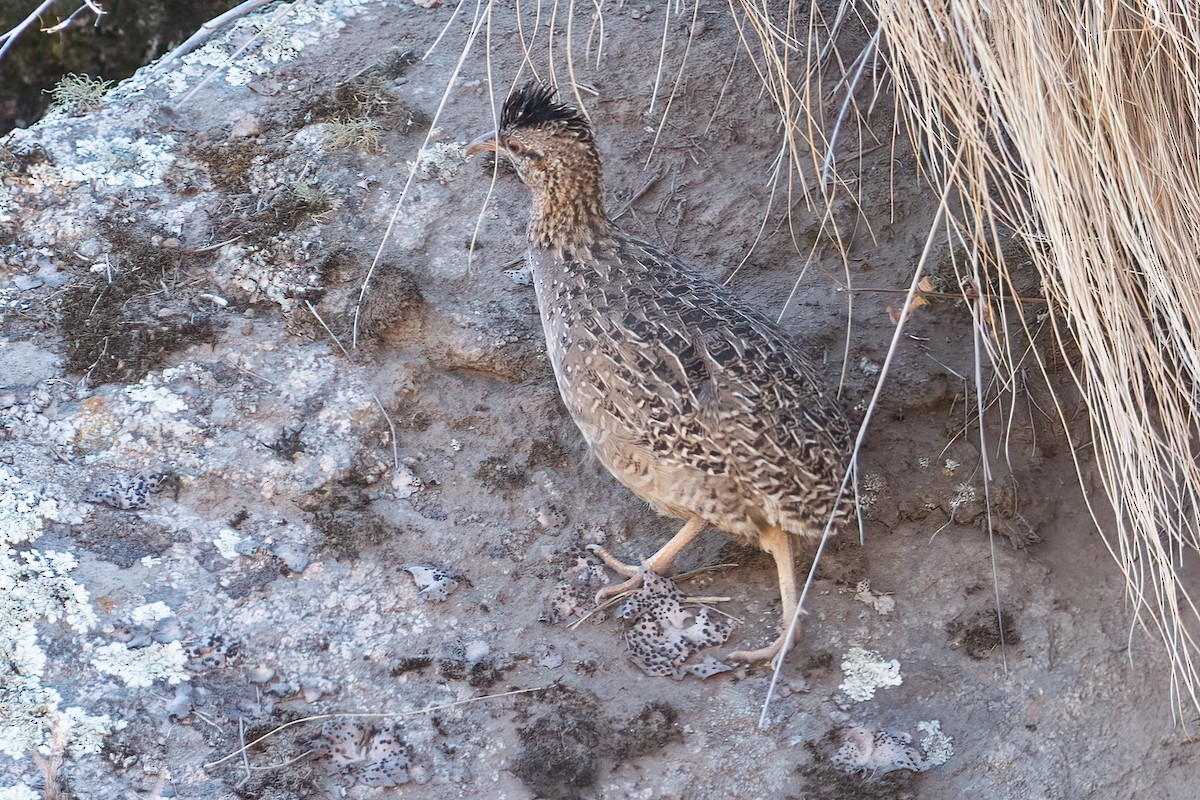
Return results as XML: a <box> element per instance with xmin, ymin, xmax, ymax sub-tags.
<box><xmin>875</xmin><ymin>0</ymin><xmax>1200</xmax><ymax>715</ymax></box>
<box><xmin>204</xmin><ymin>685</ymin><xmax>546</xmax><ymax>769</ymax></box>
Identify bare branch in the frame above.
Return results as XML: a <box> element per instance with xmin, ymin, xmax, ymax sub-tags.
<box><xmin>0</xmin><ymin>2</ymin><xmax>105</xmax><ymax>62</ymax></box>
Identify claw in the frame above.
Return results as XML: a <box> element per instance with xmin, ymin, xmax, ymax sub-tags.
<box><xmin>726</xmin><ymin>637</ymin><xmax>787</xmax><ymax>666</ymax></box>
<box><xmin>593</xmin><ymin>571</ymin><xmax>647</xmax><ymax>604</ymax></box>
<box><xmin>585</xmin><ymin>543</ymin><xmax>641</xmax><ymax>577</ymax></box>
<box><xmin>726</xmin><ymin>608</ymin><xmax>808</xmax><ymax>666</ymax></box>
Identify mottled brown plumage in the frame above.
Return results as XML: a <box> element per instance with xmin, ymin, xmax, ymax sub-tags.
<box><xmin>468</xmin><ymin>84</ymin><xmax>853</xmax><ymax>663</ymax></box>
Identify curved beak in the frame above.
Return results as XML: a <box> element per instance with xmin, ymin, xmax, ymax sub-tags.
<box><xmin>465</xmin><ymin>130</ymin><xmax>499</xmax><ymax>156</ymax></box>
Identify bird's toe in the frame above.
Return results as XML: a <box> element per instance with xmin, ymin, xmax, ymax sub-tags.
<box><xmin>586</xmin><ymin>543</ymin><xmax>642</xmax><ymax>577</ymax></box>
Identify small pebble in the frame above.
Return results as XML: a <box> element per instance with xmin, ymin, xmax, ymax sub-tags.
<box><xmin>12</xmin><ymin>274</ymin><xmax>43</xmax><ymax>290</ymax></box>
<box><xmin>230</xmin><ymin>115</ymin><xmax>263</xmax><ymax>138</ymax></box>
<box><xmin>301</xmin><ymin>681</ymin><xmax>326</xmax><ymax>702</ymax></box>
<box><xmin>248</xmin><ymin>666</ymin><xmax>277</xmax><ymax>684</ymax></box>
<box><xmin>463</xmin><ymin>640</ymin><xmax>490</xmax><ymax>663</ymax></box>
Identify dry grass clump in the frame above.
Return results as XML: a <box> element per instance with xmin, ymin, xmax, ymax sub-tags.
<box><xmin>871</xmin><ymin>0</ymin><xmax>1200</xmax><ymax>713</ymax></box>
<box><xmin>46</xmin><ymin>72</ymin><xmax>113</xmax><ymax>115</ymax></box>
<box><xmin>326</xmin><ymin>115</ymin><xmax>383</xmax><ymax>153</ymax></box>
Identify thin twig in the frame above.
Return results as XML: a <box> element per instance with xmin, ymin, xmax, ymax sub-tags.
<box><xmin>204</xmin><ymin>686</ymin><xmax>546</xmax><ymax>769</ymax></box>
<box><xmin>157</xmin><ymin>0</ymin><xmax>275</xmax><ymax>67</ymax></box>
<box><xmin>302</xmin><ymin>300</ymin><xmax>401</xmax><ymax>471</ymax></box>
<box><xmin>238</xmin><ymin>717</ymin><xmax>252</xmax><ymax>786</ymax></box>
<box><xmin>0</xmin><ymin>0</ymin><xmax>59</xmax><ymax>62</ymax></box>
<box><xmin>611</xmin><ymin>172</ymin><xmax>664</xmax><ymax>220</ymax></box>
<box><xmin>42</xmin><ymin>2</ymin><xmax>104</xmax><ymax>35</ymax></box>
<box><xmin>185</xmin><ymin>236</ymin><xmax>242</xmax><ymax>253</ymax></box>
<box><xmin>847</xmin><ymin>286</ymin><xmax>1049</xmax><ymax>304</ymax></box>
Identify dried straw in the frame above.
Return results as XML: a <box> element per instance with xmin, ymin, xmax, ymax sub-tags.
<box><xmin>872</xmin><ymin>0</ymin><xmax>1200</xmax><ymax>714</ymax></box>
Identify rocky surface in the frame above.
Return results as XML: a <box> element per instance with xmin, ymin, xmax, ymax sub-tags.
<box><xmin>1</xmin><ymin>1</ymin><xmax>1196</xmax><ymax>798</ymax></box>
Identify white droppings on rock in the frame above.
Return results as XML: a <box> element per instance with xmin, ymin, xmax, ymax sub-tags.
<box><xmin>619</xmin><ymin>570</ymin><xmax>733</xmax><ymax>679</ymax></box>
<box><xmin>407</xmin><ymin>565</ymin><xmax>460</xmax><ymax>602</ymax></box>
<box><xmin>463</xmin><ymin>640</ymin><xmax>491</xmax><ymax>663</ymax></box>
<box><xmin>392</xmin><ymin>464</ymin><xmax>422</xmax><ymax>498</ymax></box>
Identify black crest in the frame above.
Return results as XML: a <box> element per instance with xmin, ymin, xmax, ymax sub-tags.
<box><xmin>500</xmin><ymin>83</ymin><xmax>592</xmax><ymax>139</ymax></box>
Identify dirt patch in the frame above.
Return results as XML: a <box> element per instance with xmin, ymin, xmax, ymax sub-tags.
<box><xmin>946</xmin><ymin>609</ymin><xmax>1021</xmax><ymax>660</ymax></box>
<box><xmin>513</xmin><ymin>703</ymin><xmax>603</xmax><ymax>799</ymax></box>
<box><xmin>59</xmin><ymin>227</ymin><xmax>217</xmax><ymax>383</ymax></box>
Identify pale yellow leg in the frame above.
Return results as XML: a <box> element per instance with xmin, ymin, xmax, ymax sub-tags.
<box><xmin>589</xmin><ymin>516</ymin><xmax>707</xmax><ymax>600</ymax></box>
<box><xmin>727</xmin><ymin>526</ymin><xmax>803</xmax><ymax>665</ymax></box>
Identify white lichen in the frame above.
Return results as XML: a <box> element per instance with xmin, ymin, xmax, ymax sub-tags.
<box><xmin>851</xmin><ymin>580</ymin><xmax>896</xmax><ymax>615</ymax></box>
<box><xmin>0</xmin><ymin>783</ymin><xmax>40</xmax><ymax>800</ymax></box>
<box><xmin>0</xmin><ymin>184</ymin><xmax>15</xmax><ymax>226</ymax></box>
<box><xmin>917</xmin><ymin>719</ymin><xmax>954</xmax><ymax>766</ymax></box>
<box><xmin>33</xmin><ymin>134</ymin><xmax>176</xmax><ymax>189</ymax></box>
<box><xmin>130</xmin><ymin>601</ymin><xmax>174</xmax><ymax>625</ymax></box>
<box><xmin>0</xmin><ymin>472</ymin><xmax>107</xmax><ymax>759</ymax></box>
<box><xmin>0</xmin><ymin>469</ymin><xmax>64</xmax><ymax>546</ymax></box>
<box><xmin>839</xmin><ymin>646</ymin><xmax>902</xmax><ymax>702</ymax></box>
<box><xmin>158</xmin><ymin>0</ymin><xmax>378</xmax><ymax>96</ymax></box>
<box><xmin>949</xmin><ymin>483</ymin><xmax>977</xmax><ymax>510</ymax></box>
<box><xmin>126</xmin><ymin>383</ymin><xmax>188</xmax><ymax>414</ymax></box>
<box><xmin>213</xmin><ymin>529</ymin><xmax>243</xmax><ymax>560</ymax></box>
<box><xmin>91</xmin><ymin>641</ymin><xmax>190</xmax><ymax>688</ymax></box>
<box><xmin>410</xmin><ymin>142</ymin><xmax>466</xmax><ymax>183</ymax></box>
<box><xmin>2</xmin><ymin>549</ymin><xmax>96</xmax><ymax>631</ymax></box>
<box><xmin>59</xmin><ymin>707</ymin><xmax>125</xmax><ymax>756</ymax></box>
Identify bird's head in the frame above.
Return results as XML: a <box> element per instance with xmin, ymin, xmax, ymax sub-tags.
<box><xmin>466</xmin><ymin>83</ymin><xmax>599</xmax><ymax>190</ymax></box>
<box><xmin>467</xmin><ymin>84</ymin><xmax>609</xmax><ymax>251</ymax></box>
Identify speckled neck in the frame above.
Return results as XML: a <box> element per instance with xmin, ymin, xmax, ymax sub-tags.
<box><xmin>526</xmin><ymin>154</ymin><xmax>608</xmax><ymax>253</ymax></box>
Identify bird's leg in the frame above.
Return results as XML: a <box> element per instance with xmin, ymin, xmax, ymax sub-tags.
<box><xmin>589</xmin><ymin>516</ymin><xmax>707</xmax><ymax>600</ymax></box>
<box><xmin>727</xmin><ymin>526</ymin><xmax>803</xmax><ymax>665</ymax></box>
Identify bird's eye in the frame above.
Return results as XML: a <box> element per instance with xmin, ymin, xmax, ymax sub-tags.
<box><xmin>507</xmin><ymin>140</ymin><xmax>524</xmax><ymax>156</ymax></box>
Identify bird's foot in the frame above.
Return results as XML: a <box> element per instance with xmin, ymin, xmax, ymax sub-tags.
<box><xmin>593</xmin><ymin>570</ymin><xmax>648</xmax><ymax>603</ymax></box>
<box><xmin>725</xmin><ymin>637</ymin><xmax>786</xmax><ymax>667</ymax></box>
<box><xmin>586</xmin><ymin>545</ymin><xmax>665</xmax><ymax>603</ymax></box>
<box><xmin>586</xmin><ymin>543</ymin><xmax>641</xmax><ymax>577</ymax></box>
<box><xmin>726</xmin><ymin>611</ymin><xmax>808</xmax><ymax>668</ymax></box>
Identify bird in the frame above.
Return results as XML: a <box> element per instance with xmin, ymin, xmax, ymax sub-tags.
<box><xmin>466</xmin><ymin>83</ymin><xmax>854</xmax><ymax>664</ymax></box>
